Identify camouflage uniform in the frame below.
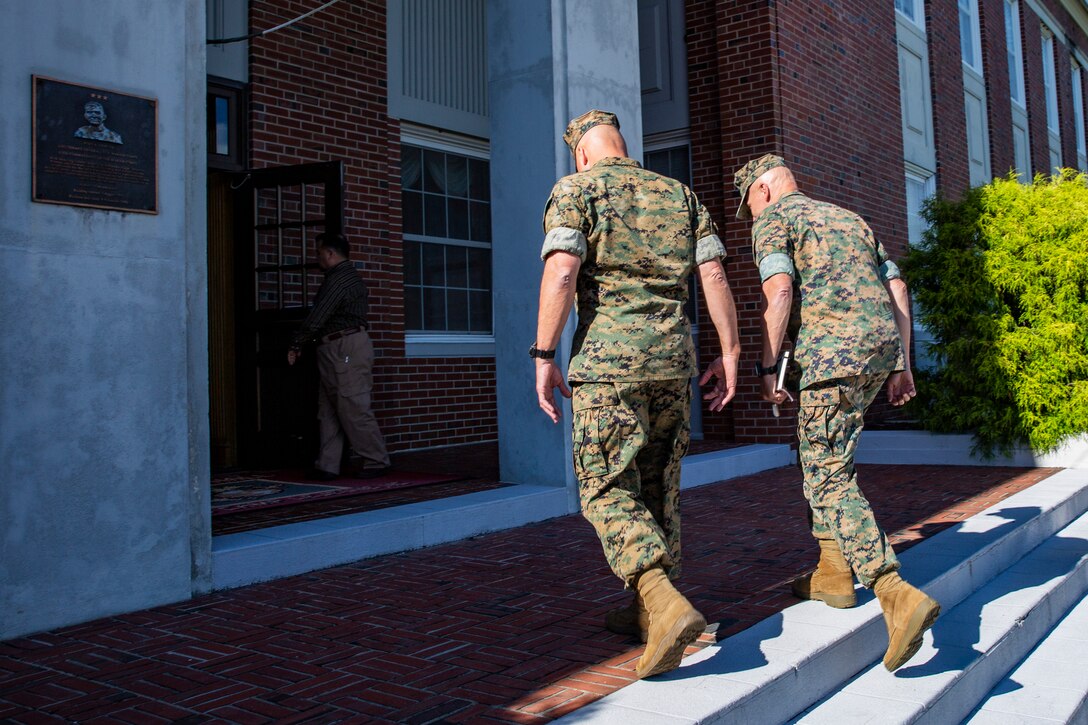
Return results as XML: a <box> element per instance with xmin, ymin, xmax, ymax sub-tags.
<box><xmin>542</xmin><ymin>137</ymin><xmax>725</xmax><ymax>585</ymax></box>
<box><xmin>752</xmin><ymin>190</ymin><xmax>903</xmax><ymax>587</ymax></box>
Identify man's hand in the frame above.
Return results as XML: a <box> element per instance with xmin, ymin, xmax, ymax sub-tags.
<box><xmin>699</xmin><ymin>355</ymin><xmax>738</xmax><ymax>412</ymax></box>
<box><xmin>287</xmin><ymin>348</ymin><xmax>301</xmax><ymax>366</ymax></box>
<box><xmin>886</xmin><ymin>369</ymin><xmax>916</xmax><ymax>406</ymax></box>
<box><xmin>536</xmin><ymin>360</ymin><xmax>572</xmax><ymax>423</ymax></box>
<box><xmin>759</xmin><ymin>372</ymin><xmax>788</xmax><ymax>405</ymax></box>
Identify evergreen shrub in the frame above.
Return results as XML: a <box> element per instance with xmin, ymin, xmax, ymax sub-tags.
<box><xmin>901</xmin><ymin>170</ymin><xmax>1088</xmax><ymax>456</ymax></box>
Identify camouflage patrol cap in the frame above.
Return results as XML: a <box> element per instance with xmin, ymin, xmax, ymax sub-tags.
<box><xmin>563</xmin><ymin>109</ymin><xmax>620</xmax><ymax>156</ymax></box>
<box><xmin>733</xmin><ymin>153</ymin><xmax>787</xmax><ymax>220</ymax></box>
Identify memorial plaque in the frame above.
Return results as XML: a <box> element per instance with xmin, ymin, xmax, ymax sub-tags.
<box><xmin>32</xmin><ymin>76</ymin><xmax>158</xmax><ymax>214</ymax></box>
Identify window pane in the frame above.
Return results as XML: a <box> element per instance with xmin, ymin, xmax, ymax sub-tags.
<box><xmin>645</xmin><ymin>149</ymin><xmax>667</xmax><ymax>174</ymax></box>
<box><xmin>423</xmin><ymin>150</ymin><xmax>446</xmax><ymax>193</ymax></box>
<box><xmin>403</xmin><ymin>240</ymin><xmax>421</xmax><ymax>285</ymax></box>
<box><xmin>467</xmin><ymin>247</ymin><xmax>491</xmax><ymax>289</ymax></box>
<box><xmin>403</xmin><ymin>190</ymin><xmax>424</xmax><ymax>235</ymax></box>
<box><xmin>447</xmin><ymin>198</ymin><xmax>469</xmax><ymax>240</ymax></box>
<box><xmin>405</xmin><ymin>286</ymin><xmax>423</xmax><ymax>330</ymax></box>
<box><xmin>422</xmin><ymin>287</ymin><xmax>446</xmax><ymax>330</ymax></box>
<box><xmin>447</xmin><ymin>155</ymin><xmax>468</xmax><ymax>197</ymax></box>
<box><xmin>424</xmin><ymin>194</ymin><xmax>447</xmax><ymax>237</ymax></box>
<box><xmin>214</xmin><ymin>96</ymin><xmax>230</xmax><ymax>155</ymax></box>
<box><xmin>470</xmin><ymin>201</ymin><xmax>491</xmax><ymax>242</ymax></box>
<box><xmin>257</xmin><ymin>270</ymin><xmax>279</xmax><ymax>310</ymax></box>
<box><xmin>422</xmin><ymin>243</ymin><xmax>445</xmax><ymax>286</ymax></box>
<box><xmin>447</xmin><ymin>289</ymin><xmax>469</xmax><ymax>331</ymax></box>
<box><xmin>469</xmin><ymin>290</ymin><xmax>492</xmax><ymax>332</ymax></box>
<box><xmin>402</xmin><ymin>145</ymin><xmax>422</xmax><ymax>190</ymax></box>
<box><xmin>670</xmin><ymin>148</ymin><xmax>691</xmax><ymax>186</ymax></box>
<box><xmin>446</xmin><ymin>245</ymin><xmax>468</xmax><ymax>288</ymax></box>
<box><xmin>895</xmin><ymin>0</ymin><xmax>914</xmax><ymax>21</ymax></box>
<box><xmin>469</xmin><ymin>158</ymin><xmax>490</xmax><ymax>200</ymax></box>
<box><xmin>959</xmin><ymin>4</ymin><xmax>975</xmax><ymax>67</ymax></box>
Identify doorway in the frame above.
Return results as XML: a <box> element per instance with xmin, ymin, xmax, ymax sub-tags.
<box><xmin>207</xmin><ymin>160</ymin><xmax>344</xmax><ymax>470</ymax></box>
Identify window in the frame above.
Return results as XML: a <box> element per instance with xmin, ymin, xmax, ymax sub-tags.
<box><xmin>959</xmin><ymin>0</ymin><xmax>982</xmax><ymax>72</ymax></box>
<box><xmin>206</xmin><ymin>78</ymin><xmax>246</xmax><ymax>172</ymax></box>
<box><xmin>1042</xmin><ymin>32</ymin><xmax>1060</xmax><ymax>133</ymax></box>
<box><xmin>895</xmin><ymin>0</ymin><xmax>924</xmax><ymax>29</ymax></box>
<box><xmin>961</xmin><ymin>0</ymin><xmax>990</xmax><ymax>186</ymax></box>
<box><xmin>905</xmin><ymin>168</ymin><xmax>937</xmax><ymax>370</ymax></box>
<box><xmin>1006</xmin><ymin>0</ymin><xmax>1030</xmax><ymax>181</ymax></box>
<box><xmin>1042</xmin><ymin>30</ymin><xmax>1063</xmax><ymax>173</ymax></box>
<box><xmin>1005</xmin><ymin>0</ymin><xmax>1025</xmax><ymax>106</ymax></box>
<box><xmin>645</xmin><ymin>146</ymin><xmax>691</xmax><ymax>188</ymax></box>
<box><xmin>401</xmin><ymin>138</ymin><xmax>493</xmax><ymax>348</ymax></box>
<box><xmin>1074</xmin><ymin>61</ymin><xmax>1087</xmax><ymax>170</ymax></box>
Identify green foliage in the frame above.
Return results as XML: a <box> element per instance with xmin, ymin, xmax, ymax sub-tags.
<box><xmin>901</xmin><ymin>170</ymin><xmax>1088</xmax><ymax>456</ymax></box>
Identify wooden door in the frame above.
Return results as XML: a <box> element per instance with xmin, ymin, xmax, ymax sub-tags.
<box><xmin>234</xmin><ymin>161</ymin><xmax>344</xmax><ymax>467</ymax></box>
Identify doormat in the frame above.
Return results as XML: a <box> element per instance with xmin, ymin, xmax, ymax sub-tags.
<box><xmin>211</xmin><ymin>470</ymin><xmax>463</xmax><ymax>516</ymax></box>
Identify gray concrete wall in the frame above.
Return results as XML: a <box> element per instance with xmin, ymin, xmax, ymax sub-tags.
<box><xmin>0</xmin><ymin>3</ymin><xmax>209</xmax><ymax>638</ymax></box>
<box><xmin>489</xmin><ymin>0</ymin><xmax>642</xmax><ymax>493</ymax></box>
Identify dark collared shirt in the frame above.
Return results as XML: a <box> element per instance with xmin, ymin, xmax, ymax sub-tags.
<box><xmin>291</xmin><ymin>260</ymin><xmax>369</xmax><ymax>348</ymax></box>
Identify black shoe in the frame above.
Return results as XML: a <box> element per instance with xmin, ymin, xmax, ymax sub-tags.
<box><xmin>355</xmin><ymin>466</ymin><xmax>392</xmax><ymax>480</ymax></box>
<box><xmin>307</xmin><ymin>468</ymin><xmax>339</xmax><ymax>482</ymax></box>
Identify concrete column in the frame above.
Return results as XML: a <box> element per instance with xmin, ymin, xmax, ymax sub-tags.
<box><xmin>0</xmin><ymin>1</ymin><xmax>208</xmax><ymax>637</ymax></box>
<box><xmin>488</xmin><ymin>0</ymin><xmax>642</xmax><ymax>493</ymax></box>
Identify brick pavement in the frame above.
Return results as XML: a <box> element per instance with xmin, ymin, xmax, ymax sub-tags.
<box><xmin>1</xmin><ymin>463</ymin><xmax>1057</xmax><ymax>723</ymax></box>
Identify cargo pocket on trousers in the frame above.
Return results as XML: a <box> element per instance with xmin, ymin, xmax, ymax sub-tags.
<box><xmin>571</xmin><ymin>384</ymin><xmax>623</xmax><ymax>482</ymax></box>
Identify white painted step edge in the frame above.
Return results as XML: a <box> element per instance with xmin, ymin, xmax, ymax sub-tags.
<box><xmin>965</xmin><ymin>589</ymin><xmax>1088</xmax><ymax>724</ymax></box>
<box><xmin>557</xmin><ymin>469</ymin><xmax>1088</xmax><ymax>725</ymax></box>
<box><xmin>793</xmin><ymin>511</ymin><xmax>1088</xmax><ymax>724</ymax></box>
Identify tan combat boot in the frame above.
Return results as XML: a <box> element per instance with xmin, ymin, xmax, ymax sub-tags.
<box><xmin>791</xmin><ymin>538</ymin><xmax>857</xmax><ymax>608</ymax></box>
<box><xmin>873</xmin><ymin>571</ymin><xmax>940</xmax><ymax>671</ymax></box>
<box><xmin>633</xmin><ymin>566</ymin><xmax>707</xmax><ymax>679</ymax></box>
<box><xmin>604</xmin><ymin>593</ymin><xmax>648</xmax><ymax>642</ymax></box>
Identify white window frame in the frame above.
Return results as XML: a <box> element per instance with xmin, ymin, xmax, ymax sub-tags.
<box><xmin>401</xmin><ymin>124</ymin><xmax>495</xmax><ymax>358</ymax></box>
<box><xmin>1042</xmin><ymin>29</ymin><xmax>1063</xmax><ymax>173</ymax></box>
<box><xmin>1073</xmin><ymin>60</ymin><xmax>1087</xmax><ymax>170</ymax></box>
<box><xmin>1005</xmin><ymin>0</ymin><xmax>1026</xmax><ymax>107</ymax></box>
<box><xmin>1042</xmin><ymin>31</ymin><xmax>1060</xmax><ymax>133</ymax></box>
<box><xmin>905</xmin><ymin>166</ymin><xmax>938</xmax><ymax>371</ymax></box>
<box><xmin>959</xmin><ymin>0</ymin><xmax>984</xmax><ymax>73</ymax></box>
<box><xmin>895</xmin><ymin>0</ymin><xmax>925</xmax><ymax>31</ymax></box>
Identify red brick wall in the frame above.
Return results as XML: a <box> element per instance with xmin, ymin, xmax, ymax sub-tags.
<box><xmin>980</xmin><ymin>0</ymin><xmax>1015</xmax><ymax>177</ymax></box>
<box><xmin>248</xmin><ymin>0</ymin><xmax>497</xmax><ymax>451</ymax></box>
<box><xmin>687</xmin><ymin>0</ymin><xmax>913</xmax><ymax>443</ymax></box>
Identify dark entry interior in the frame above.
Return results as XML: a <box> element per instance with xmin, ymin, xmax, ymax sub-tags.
<box><xmin>207</xmin><ymin>161</ymin><xmax>343</xmax><ymax>470</ymax></box>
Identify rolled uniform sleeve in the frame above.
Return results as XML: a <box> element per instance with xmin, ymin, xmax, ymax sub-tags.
<box><xmin>691</xmin><ymin>192</ymin><xmax>726</xmax><ymax>265</ymax></box>
<box><xmin>866</xmin><ymin>224</ymin><xmax>902</xmax><ymax>281</ymax></box>
<box><xmin>541</xmin><ymin>179</ymin><xmax>592</xmax><ymax>261</ymax></box>
<box><xmin>751</xmin><ymin>208</ymin><xmax>797</xmax><ymax>282</ymax></box>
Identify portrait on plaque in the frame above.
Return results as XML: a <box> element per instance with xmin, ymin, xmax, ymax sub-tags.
<box><xmin>32</xmin><ymin>76</ymin><xmax>158</xmax><ymax>214</ymax></box>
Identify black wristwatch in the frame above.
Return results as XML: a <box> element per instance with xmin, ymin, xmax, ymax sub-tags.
<box><xmin>529</xmin><ymin>343</ymin><xmax>557</xmax><ymax>360</ymax></box>
<box><xmin>754</xmin><ymin>361</ymin><xmax>779</xmax><ymax>377</ymax></box>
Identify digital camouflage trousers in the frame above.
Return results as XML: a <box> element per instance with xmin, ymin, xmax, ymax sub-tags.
<box><xmin>571</xmin><ymin>378</ymin><xmax>691</xmax><ymax>586</ymax></box>
<box><xmin>797</xmin><ymin>374</ymin><xmax>900</xmax><ymax>587</ymax></box>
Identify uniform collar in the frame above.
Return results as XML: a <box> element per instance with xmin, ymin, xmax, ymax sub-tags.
<box><xmin>590</xmin><ymin>156</ymin><xmax>642</xmax><ymax>169</ymax></box>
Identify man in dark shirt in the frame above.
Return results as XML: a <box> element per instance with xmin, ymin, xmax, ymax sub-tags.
<box><xmin>288</xmin><ymin>232</ymin><xmax>390</xmax><ymax>479</ymax></box>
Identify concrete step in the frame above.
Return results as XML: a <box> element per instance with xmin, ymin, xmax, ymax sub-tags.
<box><xmin>794</xmin><ymin>509</ymin><xmax>1088</xmax><ymax>723</ymax></box>
<box><xmin>965</xmin><ymin>590</ymin><xmax>1088</xmax><ymax>724</ymax></box>
<box><xmin>560</xmin><ymin>467</ymin><xmax>1088</xmax><ymax>724</ymax></box>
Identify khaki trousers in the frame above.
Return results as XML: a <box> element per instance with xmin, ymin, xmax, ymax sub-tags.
<box><xmin>314</xmin><ymin>331</ymin><xmax>390</xmax><ymax>474</ymax></box>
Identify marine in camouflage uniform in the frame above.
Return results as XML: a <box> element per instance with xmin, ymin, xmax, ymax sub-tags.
<box><xmin>534</xmin><ymin>110</ymin><xmax>739</xmax><ymax>678</ymax></box>
<box><xmin>750</xmin><ymin>182</ymin><xmax>904</xmax><ymax>586</ymax></box>
<box><xmin>736</xmin><ymin>154</ymin><xmax>939</xmax><ymax>673</ymax></box>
